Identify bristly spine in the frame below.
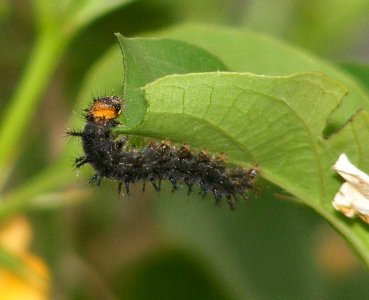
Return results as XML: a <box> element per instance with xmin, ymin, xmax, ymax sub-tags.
<box><xmin>67</xmin><ymin>96</ymin><xmax>257</xmax><ymax>209</ymax></box>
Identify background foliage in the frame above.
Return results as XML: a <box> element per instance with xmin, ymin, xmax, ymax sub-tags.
<box><xmin>0</xmin><ymin>0</ymin><xmax>369</xmax><ymax>299</ymax></box>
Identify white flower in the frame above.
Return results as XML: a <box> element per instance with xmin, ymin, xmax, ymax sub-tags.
<box><xmin>332</xmin><ymin>153</ymin><xmax>369</xmax><ymax>224</ymax></box>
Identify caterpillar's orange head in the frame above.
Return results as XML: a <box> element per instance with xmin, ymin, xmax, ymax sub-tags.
<box><xmin>86</xmin><ymin>96</ymin><xmax>123</xmax><ymax>123</ymax></box>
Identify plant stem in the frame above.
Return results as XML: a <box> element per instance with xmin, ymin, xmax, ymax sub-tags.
<box><xmin>0</xmin><ymin>32</ymin><xmax>67</xmax><ymax>185</ymax></box>
<box><xmin>0</xmin><ymin>158</ymin><xmax>72</xmax><ymax>220</ymax></box>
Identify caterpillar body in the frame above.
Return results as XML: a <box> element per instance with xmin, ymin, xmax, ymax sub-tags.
<box><xmin>68</xmin><ymin>96</ymin><xmax>257</xmax><ymax>208</ymax></box>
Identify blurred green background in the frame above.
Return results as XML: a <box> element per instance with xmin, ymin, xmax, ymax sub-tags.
<box><xmin>0</xmin><ymin>0</ymin><xmax>369</xmax><ymax>299</ymax></box>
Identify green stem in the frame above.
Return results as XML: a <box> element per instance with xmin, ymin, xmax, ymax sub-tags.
<box><xmin>0</xmin><ymin>157</ymin><xmax>73</xmax><ymax>220</ymax></box>
<box><xmin>0</xmin><ymin>32</ymin><xmax>67</xmax><ymax>185</ymax></box>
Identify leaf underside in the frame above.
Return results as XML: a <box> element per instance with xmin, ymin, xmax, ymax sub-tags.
<box><xmin>115</xmin><ymin>32</ymin><xmax>369</xmax><ymax>268</ymax></box>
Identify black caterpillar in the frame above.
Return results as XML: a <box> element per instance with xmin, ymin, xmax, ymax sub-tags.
<box><xmin>67</xmin><ymin>96</ymin><xmax>257</xmax><ymax>208</ymax></box>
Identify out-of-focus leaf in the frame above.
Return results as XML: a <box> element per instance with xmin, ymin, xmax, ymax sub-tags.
<box><xmin>0</xmin><ymin>46</ymin><xmax>123</xmax><ymax>220</ymax></box>
<box><xmin>291</xmin><ymin>0</ymin><xmax>369</xmax><ymax>53</ymax></box>
<box><xmin>64</xmin><ymin>0</ymin><xmax>134</xmax><ymax>34</ymax></box>
<box><xmin>32</xmin><ymin>0</ymin><xmax>135</xmax><ymax>36</ymax></box>
<box><xmin>157</xmin><ymin>23</ymin><xmax>369</xmax><ymax>129</ymax></box>
<box><xmin>0</xmin><ymin>0</ymin><xmax>134</xmax><ymax>180</ymax></box>
<box><xmin>243</xmin><ymin>0</ymin><xmax>369</xmax><ymax>56</ymax></box>
<box><xmin>340</xmin><ymin>63</ymin><xmax>369</xmax><ymax>91</ymax></box>
<box><xmin>114</xmin><ymin>249</ymin><xmax>232</xmax><ymax>300</ymax></box>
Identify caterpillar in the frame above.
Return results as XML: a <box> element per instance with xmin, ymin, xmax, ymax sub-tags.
<box><xmin>67</xmin><ymin>96</ymin><xmax>257</xmax><ymax>208</ymax></box>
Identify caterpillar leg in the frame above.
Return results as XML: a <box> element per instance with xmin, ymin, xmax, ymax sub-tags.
<box><xmin>89</xmin><ymin>174</ymin><xmax>102</xmax><ymax>188</ymax></box>
<box><xmin>169</xmin><ymin>177</ymin><xmax>178</xmax><ymax>192</ymax></box>
<box><xmin>66</xmin><ymin>130</ymin><xmax>83</xmax><ymax>137</ymax></box>
<box><xmin>150</xmin><ymin>177</ymin><xmax>160</xmax><ymax>192</ymax></box>
<box><xmin>118</xmin><ymin>182</ymin><xmax>130</xmax><ymax>196</ymax></box>
<box><xmin>74</xmin><ymin>156</ymin><xmax>89</xmax><ymax>168</ymax></box>
<box><xmin>184</xmin><ymin>178</ymin><xmax>193</xmax><ymax>195</ymax></box>
<box><xmin>125</xmin><ymin>181</ymin><xmax>130</xmax><ymax>195</ymax></box>
<box><xmin>226</xmin><ymin>195</ymin><xmax>235</xmax><ymax>210</ymax></box>
<box><xmin>213</xmin><ymin>189</ymin><xmax>222</xmax><ymax>205</ymax></box>
<box><xmin>187</xmin><ymin>185</ymin><xmax>193</xmax><ymax>195</ymax></box>
<box><xmin>199</xmin><ymin>182</ymin><xmax>207</xmax><ymax>198</ymax></box>
<box><xmin>118</xmin><ymin>182</ymin><xmax>123</xmax><ymax>196</ymax></box>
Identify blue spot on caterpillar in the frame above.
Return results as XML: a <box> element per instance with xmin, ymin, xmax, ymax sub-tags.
<box><xmin>67</xmin><ymin>96</ymin><xmax>257</xmax><ymax>209</ymax></box>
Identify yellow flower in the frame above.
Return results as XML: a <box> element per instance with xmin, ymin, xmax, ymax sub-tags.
<box><xmin>0</xmin><ymin>216</ymin><xmax>49</xmax><ymax>300</ymax></box>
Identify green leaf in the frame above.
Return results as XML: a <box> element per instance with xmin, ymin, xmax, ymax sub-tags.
<box><xmin>112</xmin><ymin>26</ymin><xmax>369</xmax><ymax>270</ymax></box>
<box><xmin>119</xmin><ymin>71</ymin><xmax>369</xmax><ymax>268</ymax></box>
<box><xmin>124</xmin><ymin>72</ymin><xmax>345</xmax><ymax>201</ymax></box>
<box><xmin>158</xmin><ymin>24</ymin><xmax>369</xmax><ymax>129</ymax></box>
<box><xmin>116</xmin><ymin>34</ymin><xmax>227</xmax><ymax>128</ymax></box>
